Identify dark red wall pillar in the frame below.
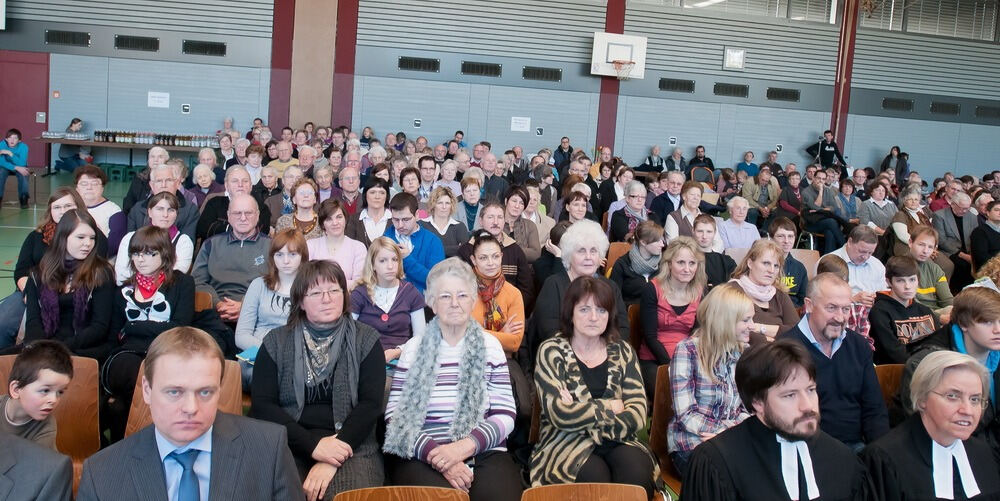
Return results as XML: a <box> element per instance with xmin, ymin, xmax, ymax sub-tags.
<box><xmin>595</xmin><ymin>0</ymin><xmax>626</xmax><ymax>154</ymax></box>
<box><xmin>330</xmin><ymin>0</ymin><xmax>360</xmax><ymax>128</ymax></box>
<box><xmin>830</xmin><ymin>0</ymin><xmax>860</xmax><ymax>148</ymax></box>
<box><xmin>268</xmin><ymin>0</ymin><xmax>296</xmax><ymax>130</ymax></box>
<box><xmin>0</xmin><ymin>50</ymin><xmax>49</xmax><ymax>167</ymax></box>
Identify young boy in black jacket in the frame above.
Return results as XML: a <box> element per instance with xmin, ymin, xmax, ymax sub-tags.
<box><xmin>868</xmin><ymin>256</ymin><xmax>938</xmax><ymax>365</ymax></box>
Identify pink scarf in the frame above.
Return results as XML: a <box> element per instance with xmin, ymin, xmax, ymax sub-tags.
<box><xmin>733</xmin><ymin>275</ymin><xmax>776</xmax><ymax>304</ymax></box>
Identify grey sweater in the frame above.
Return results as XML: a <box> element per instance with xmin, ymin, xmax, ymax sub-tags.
<box><xmin>234</xmin><ymin>276</ymin><xmax>291</xmax><ymax>351</ymax></box>
<box><xmin>192</xmin><ymin>231</ymin><xmax>271</xmax><ymax>303</ymax></box>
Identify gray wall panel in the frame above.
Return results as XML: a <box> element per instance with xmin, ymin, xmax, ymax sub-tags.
<box><xmin>352</xmin><ymin>76</ymin><xmax>600</xmax><ymax>156</ymax></box>
<box><xmin>8</xmin><ymin>0</ymin><xmax>274</xmax><ymax>37</ymax></box>
<box><xmin>625</xmin><ymin>4</ymin><xmax>841</xmax><ymax>84</ymax></box>
<box><xmin>357</xmin><ymin>0</ymin><xmax>606</xmax><ymax>63</ymax></box>
<box><xmin>845</xmin><ymin>114</ymin><xmax>964</xmax><ymax>179</ymax></box>
<box><xmin>853</xmin><ymin>29</ymin><xmax>1000</xmax><ymax>100</ymax></box>
<box><xmin>46</xmin><ymin>54</ymin><xmax>270</xmax><ymax>166</ymax></box>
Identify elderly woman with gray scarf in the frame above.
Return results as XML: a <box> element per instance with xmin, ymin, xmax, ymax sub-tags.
<box><xmin>250</xmin><ymin>260</ymin><xmax>385</xmax><ymax>501</ymax></box>
<box><xmin>383</xmin><ymin>258</ymin><xmax>522</xmax><ymax>501</ymax></box>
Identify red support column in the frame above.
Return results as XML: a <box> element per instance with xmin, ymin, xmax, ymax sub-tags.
<box><xmin>268</xmin><ymin>0</ymin><xmax>296</xmax><ymax>130</ymax></box>
<box><xmin>595</xmin><ymin>0</ymin><xmax>626</xmax><ymax>153</ymax></box>
<box><xmin>330</xmin><ymin>0</ymin><xmax>360</xmax><ymax>128</ymax></box>
<box><xmin>830</xmin><ymin>0</ymin><xmax>860</xmax><ymax>148</ymax></box>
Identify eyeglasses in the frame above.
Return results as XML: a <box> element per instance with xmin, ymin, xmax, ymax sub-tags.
<box><xmin>628</xmin><ymin>194</ymin><xmax>647</xmax><ymax>200</ymax></box>
<box><xmin>77</xmin><ymin>181</ymin><xmax>103</xmax><ymax>188</ymax></box>
<box><xmin>228</xmin><ymin>210</ymin><xmax>257</xmax><ymax>219</ymax></box>
<box><xmin>131</xmin><ymin>250</ymin><xmax>160</xmax><ymax>259</ymax></box>
<box><xmin>304</xmin><ymin>288</ymin><xmax>343</xmax><ymax>301</ymax></box>
<box><xmin>930</xmin><ymin>390</ymin><xmax>986</xmax><ymax>408</ymax></box>
<box><xmin>436</xmin><ymin>292</ymin><xmax>473</xmax><ymax>304</ymax></box>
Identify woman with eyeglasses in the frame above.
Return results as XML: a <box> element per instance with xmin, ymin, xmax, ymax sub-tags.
<box><xmin>863</xmin><ymin>351</ymin><xmax>1000</xmax><ymax>500</ymax></box>
<box><xmin>276</xmin><ymin>178</ymin><xmax>323</xmax><ymax>240</ymax></box>
<box><xmin>251</xmin><ymin>260</ymin><xmax>386</xmax><ymax>500</ymax></box>
<box><xmin>608</xmin><ymin>180</ymin><xmax>649</xmax><ymax>243</ymax></box>
<box><xmin>113</xmin><ymin>192</ymin><xmax>194</xmax><ymax>284</ymax></box>
<box><xmin>102</xmin><ymin>225</ymin><xmax>195</xmax><ymax>441</ymax></box>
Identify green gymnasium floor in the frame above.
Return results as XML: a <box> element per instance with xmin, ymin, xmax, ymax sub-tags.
<box><xmin>0</xmin><ymin>171</ymin><xmax>131</xmax><ymax>298</ymax></box>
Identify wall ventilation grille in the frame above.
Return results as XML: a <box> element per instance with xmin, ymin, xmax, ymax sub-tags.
<box><xmin>44</xmin><ymin>30</ymin><xmax>90</xmax><ymax>47</ymax></box>
<box><xmin>461</xmin><ymin>61</ymin><xmax>502</xmax><ymax>77</ymax></box>
<box><xmin>975</xmin><ymin>106</ymin><xmax>1000</xmax><ymax>119</ymax></box>
<box><xmin>522</xmin><ymin>66</ymin><xmax>562</xmax><ymax>82</ymax></box>
<box><xmin>183</xmin><ymin>40</ymin><xmax>227</xmax><ymax>57</ymax></box>
<box><xmin>397</xmin><ymin>56</ymin><xmax>440</xmax><ymax>72</ymax></box>
<box><xmin>114</xmin><ymin>35</ymin><xmax>159</xmax><ymax>52</ymax></box>
<box><xmin>881</xmin><ymin>97</ymin><xmax>914</xmax><ymax>111</ymax></box>
<box><xmin>659</xmin><ymin>78</ymin><xmax>695</xmax><ymax>93</ymax></box>
<box><xmin>766</xmin><ymin>87</ymin><xmax>801</xmax><ymax>102</ymax></box>
<box><xmin>713</xmin><ymin>83</ymin><xmax>749</xmax><ymax>98</ymax></box>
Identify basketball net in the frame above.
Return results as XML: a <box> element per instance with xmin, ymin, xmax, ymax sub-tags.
<box><xmin>612</xmin><ymin>60</ymin><xmax>635</xmax><ymax>81</ymax></box>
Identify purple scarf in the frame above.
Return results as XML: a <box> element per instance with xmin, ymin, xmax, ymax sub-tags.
<box><xmin>38</xmin><ymin>259</ymin><xmax>91</xmax><ymax>338</ymax></box>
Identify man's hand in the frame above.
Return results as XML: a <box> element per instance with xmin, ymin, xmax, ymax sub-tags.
<box><xmin>958</xmin><ymin>252</ymin><xmax>972</xmax><ymax>264</ymax></box>
<box><xmin>215</xmin><ymin>298</ymin><xmax>243</xmax><ymax>321</ymax></box>
<box><xmin>14</xmin><ymin>166</ymin><xmax>30</xmax><ymax>177</ymax></box>
<box><xmin>312</xmin><ymin>436</ymin><xmax>353</xmax><ymax>466</ymax></box>
<box><xmin>398</xmin><ymin>244</ymin><xmax>412</xmax><ymax>259</ymax></box>
<box><xmin>852</xmin><ymin>291</ymin><xmax>875</xmax><ymax>308</ymax></box>
<box><xmin>303</xmin><ymin>462</ymin><xmax>337</xmax><ymax>501</ymax></box>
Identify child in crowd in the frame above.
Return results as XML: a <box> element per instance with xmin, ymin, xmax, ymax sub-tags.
<box><xmin>692</xmin><ymin>214</ymin><xmax>735</xmax><ymax>289</ymax></box>
<box><xmin>868</xmin><ymin>256</ymin><xmax>938</xmax><ymax>365</ymax></box>
<box><xmin>1</xmin><ymin>340</ymin><xmax>73</xmax><ymax>449</ymax></box>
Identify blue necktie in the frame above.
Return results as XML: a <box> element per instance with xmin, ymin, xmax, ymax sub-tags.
<box><xmin>169</xmin><ymin>449</ymin><xmax>200</xmax><ymax>501</ymax></box>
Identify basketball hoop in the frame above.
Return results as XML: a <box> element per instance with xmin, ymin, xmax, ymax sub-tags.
<box><xmin>611</xmin><ymin>60</ymin><xmax>635</xmax><ymax>81</ymax></box>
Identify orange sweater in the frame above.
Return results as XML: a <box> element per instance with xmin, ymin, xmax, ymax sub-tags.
<box><xmin>471</xmin><ymin>282</ymin><xmax>525</xmax><ymax>354</ymax></box>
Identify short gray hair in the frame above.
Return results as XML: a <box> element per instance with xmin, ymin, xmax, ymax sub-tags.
<box><xmin>625</xmin><ymin>180</ymin><xmax>646</xmax><ymax>197</ymax></box>
<box><xmin>727</xmin><ymin>195</ymin><xmax>749</xmax><ymax>209</ymax></box>
<box><xmin>192</xmin><ymin>163</ymin><xmax>214</xmax><ymax>179</ymax></box>
<box><xmin>235</xmin><ymin>138</ymin><xmax>251</xmax><ymax>148</ymax></box>
<box><xmin>559</xmin><ymin>219</ymin><xmax>609</xmax><ymax>270</ymax></box>
<box><xmin>910</xmin><ymin>350</ymin><xmax>989</xmax><ymax>414</ymax></box>
<box><xmin>297</xmin><ymin>145</ymin><xmax>317</xmax><ymax>157</ymax></box>
<box><xmin>368</xmin><ymin>145</ymin><xmax>387</xmax><ymax>159</ymax></box>
<box><xmin>571</xmin><ymin>183</ymin><xmax>592</xmax><ymax>198</ymax></box>
<box><xmin>953</xmin><ymin>191</ymin><xmax>972</xmax><ymax>205</ymax></box>
<box><xmin>225</xmin><ymin>165</ymin><xmax>249</xmax><ymax>182</ymax></box>
<box><xmin>149</xmin><ymin>162</ymin><xmax>178</xmax><ymax>179</ymax></box>
<box><xmin>424</xmin><ymin>257</ymin><xmax>477</xmax><ymax>304</ymax></box>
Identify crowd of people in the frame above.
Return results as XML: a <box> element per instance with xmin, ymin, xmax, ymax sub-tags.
<box><xmin>1</xmin><ymin>118</ymin><xmax>1000</xmax><ymax>500</ymax></box>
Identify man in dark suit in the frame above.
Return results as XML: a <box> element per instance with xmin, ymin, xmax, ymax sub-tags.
<box><xmin>0</xmin><ymin>432</ymin><xmax>72</xmax><ymax>500</ymax></box>
<box><xmin>649</xmin><ymin>170</ymin><xmax>683</xmax><ymax>225</ymax></box>
<box><xmin>77</xmin><ymin>327</ymin><xmax>304</xmax><ymax>501</ymax></box>
<box><xmin>932</xmin><ymin>191</ymin><xmax>979</xmax><ymax>291</ymax></box>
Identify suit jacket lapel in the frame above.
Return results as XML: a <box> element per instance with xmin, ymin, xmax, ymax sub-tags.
<box><xmin>209</xmin><ymin>413</ymin><xmax>243</xmax><ymax>500</ymax></box>
<box><xmin>129</xmin><ymin>427</ymin><xmax>170</xmax><ymax>501</ymax></box>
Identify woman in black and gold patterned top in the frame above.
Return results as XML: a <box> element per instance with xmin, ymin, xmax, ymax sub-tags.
<box><xmin>531</xmin><ymin>276</ymin><xmax>656</xmax><ymax>497</ymax></box>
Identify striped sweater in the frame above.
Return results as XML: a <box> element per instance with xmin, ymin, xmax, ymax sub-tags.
<box><xmin>385</xmin><ymin>333</ymin><xmax>516</xmax><ymax>461</ymax></box>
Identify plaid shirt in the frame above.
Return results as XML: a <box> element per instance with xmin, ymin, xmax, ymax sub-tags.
<box><xmin>847</xmin><ymin>303</ymin><xmax>875</xmax><ymax>350</ymax></box>
<box><xmin>667</xmin><ymin>337</ymin><xmax>750</xmax><ymax>453</ymax></box>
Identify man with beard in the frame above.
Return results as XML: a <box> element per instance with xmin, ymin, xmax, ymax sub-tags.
<box><xmin>682</xmin><ymin>338</ymin><xmax>871</xmax><ymax>500</ymax></box>
<box><xmin>777</xmin><ymin>273</ymin><xmax>889</xmax><ymax>451</ymax></box>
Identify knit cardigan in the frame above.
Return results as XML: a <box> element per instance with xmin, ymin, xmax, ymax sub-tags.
<box><xmin>530</xmin><ymin>337</ymin><xmax>655</xmax><ymax>486</ymax></box>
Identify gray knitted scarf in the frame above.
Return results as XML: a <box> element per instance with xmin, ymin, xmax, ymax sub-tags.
<box><xmin>383</xmin><ymin>318</ymin><xmax>487</xmax><ymax>458</ymax></box>
<box><xmin>628</xmin><ymin>245</ymin><xmax>660</xmax><ymax>276</ymax></box>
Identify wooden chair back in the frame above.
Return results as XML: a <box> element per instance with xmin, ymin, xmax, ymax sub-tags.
<box><xmin>194</xmin><ymin>290</ymin><xmax>214</xmax><ymax>312</ymax></box>
<box><xmin>601</xmin><ymin>211</ymin><xmax>610</xmax><ymax>232</ymax></box>
<box><xmin>627</xmin><ymin>304</ymin><xmax>643</xmax><ymax>355</ymax></box>
<box><xmin>521</xmin><ymin>483</ymin><xmax>646</xmax><ymax>501</ymax></box>
<box><xmin>604</xmin><ymin>242</ymin><xmax>631</xmax><ymax>278</ymax></box>
<box><xmin>529</xmin><ymin>392</ymin><xmax>541</xmax><ymax>444</ymax></box>
<box><xmin>125</xmin><ymin>359</ymin><xmax>243</xmax><ymax>437</ymax></box>
<box><xmin>724</xmin><ymin>247</ymin><xmax>750</xmax><ymax>267</ymax></box>
<box><xmin>875</xmin><ymin>364</ymin><xmax>904</xmax><ymax>409</ymax></box>
<box><xmin>0</xmin><ymin>355</ymin><xmax>100</xmax><ymax>494</ymax></box>
<box><xmin>789</xmin><ymin>248</ymin><xmax>821</xmax><ymax>280</ymax></box>
<box><xmin>650</xmin><ymin>364</ymin><xmax>683</xmax><ymax>493</ymax></box>
<box><xmin>334</xmin><ymin>486</ymin><xmax>470</xmax><ymax>501</ymax></box>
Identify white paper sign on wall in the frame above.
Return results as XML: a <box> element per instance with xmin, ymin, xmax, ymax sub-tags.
<box><xmin>510</xmin><ymin>116</ymin><xmax>531</xmax><ymax>132</ymax></box>
<box><xmin>147</xmin><ymin>91</ymin><xmax>170</xmax><ymax>108</ymax></box>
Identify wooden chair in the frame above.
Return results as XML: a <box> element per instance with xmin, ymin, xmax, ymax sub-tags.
<box><xmin>601</xmin><ymin>211</ymin><xmax>610</xmax><ymax>232</ymax></box>
<box><xmin>789</xmin><ymin>248</ymin><xmax>821</xmax><ymax>280</ymax></box>
<box><xmin>724</xmin><ymin>247</ymin><xmax>750</xmax><ymax>266</ymax></box>
<box><xmin>627</xmin><ymin>304</ymin><xmax>643</xmax><ymax>355</ymax></box>
<box><xmin>605</xmin><ymin>242</ymin><xmax>631</xmax><ymax>278</ymax></box>
<box><xmin>522</xmin><ymin>483</ymin><xmax>646</xmax><ymax>501</ymax></box>
<box><xmin>124</xmin><ymin>359</ymin><xmax>243</xmax><ymax>436</ymax></box>
<box><xmin>875</xmin><ymin>364</ymin><xmax>904</xmax><ymax>409</ymax></box>
<box><xmin>334</xmin><ymin>486</ymin><xmax>470</xmax><ymax>501</ymax></box>
<box><xmin>0</xmin><ymin>355</ymin><xmax>100</xmax><ymax>494</ymax></box>
<box><xmin>529</xmin><ymin>392</ymin><xmax>541</xmax><ymax>444</ymax></box>
<box><xmin>194</xmin><ymin>290</ymin><xmax>214</xmax><ymax>312</ymax></box>
<box><xmin>649</xmin><ymin>364</ymin><xmax>683</xmax><ymax>494</ymax></box>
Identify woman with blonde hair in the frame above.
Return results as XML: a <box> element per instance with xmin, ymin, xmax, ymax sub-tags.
<box><xmin>419</xmin><ymin>185</ymin><xmax>469</xmax><ymax>257</ymax></box>
<box><xmin>730</xmin><ymin>238</ymin><xmax>800</xmax><ymax>340</ymax></box>
<box><xmin>638</xmin><ymin>236</ymin><xmax>706</xmax><ymax>399</ymax></box>
<box><xmin>668</xmin><ymin>283</ymin><xmax>755</xmax><ymax>473</ymax></box>
<box><xmin>350</xmin><ymin>237</ymin><xmax>426</xmax><ymax>364</ymax></box>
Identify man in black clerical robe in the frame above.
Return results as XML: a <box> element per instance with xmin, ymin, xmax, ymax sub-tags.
<box><xmin>681</xmin><ymin>339</ymin><xmax>872</xmax><ymax>501</ymax></box>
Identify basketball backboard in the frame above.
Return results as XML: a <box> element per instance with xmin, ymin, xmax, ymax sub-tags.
<box><xmin>591</xmin><ymin>32</ymin><xmax>648</xmax><ymax>79</ymax></box>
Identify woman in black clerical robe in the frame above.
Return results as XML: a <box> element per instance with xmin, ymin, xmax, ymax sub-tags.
<box><xmin>862</xmin><ymin>351</ymin><xmax>1000</xmax><ymax>501</ymax></box>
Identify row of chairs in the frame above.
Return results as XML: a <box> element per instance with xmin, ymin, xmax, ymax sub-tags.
<box><xmin>331</xmin><ymin>483</ymin><xmax>647</xmax><ymax>500</ymax></box>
